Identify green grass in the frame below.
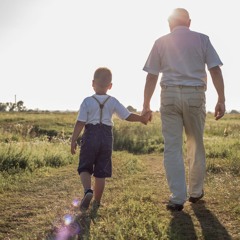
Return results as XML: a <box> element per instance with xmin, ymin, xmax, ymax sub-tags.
<box><xmin>0</xmin><ymin>112</ymin><xmax>240</xmax><ymax>239</ymax></box>
<box><xmin>0</xmin><ymin>111</ymin><xmax>76</xmax><ymax>142</ymax></box>
<box><xmin>0</xmin><ymin>152</ymin><xmax>239</xmax><ymax>239</ymax></box>
<box><xmin>0</xmin><ymin>141</ymin><xmax>74</xmax><ymax>173</ymax></box>
<box><xmin>1</xmin><ymin>112</ymin><xmax>240</xmax><ymax>172</ymax></box>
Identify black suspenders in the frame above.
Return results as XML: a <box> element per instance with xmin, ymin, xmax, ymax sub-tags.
<box><xmin>92</xmin><ymin>95</ymin><xmax>111</xmax><ymax>124</ymax></box>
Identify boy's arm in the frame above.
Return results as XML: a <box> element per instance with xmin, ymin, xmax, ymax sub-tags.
<box><xmin>71</xmin><ymin>121</ymin><xmax>85</xmax><ymax>155</ymax></box>
<box><xmin>125</xmin><ymin>111</ymin><xmax>151</xmax><ymax>125</ymax></box>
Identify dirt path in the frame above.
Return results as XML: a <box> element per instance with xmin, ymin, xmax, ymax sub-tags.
<box><xmin>0</xmin><ymin>163</ymin><xmax>81</xmax><ymax>239</ymax></box>
<box><xmin>146</xmin><ymin>156</ymin><xmax>239</xmax><ymax>240</ymax></box>
<box><xmin>0</xmin><ymin>155</ymin><xmax>239</xmax><ymax>239</ymax></box>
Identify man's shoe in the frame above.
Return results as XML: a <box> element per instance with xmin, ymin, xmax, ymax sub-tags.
<box><xmin>189</xmin><ymin>191</ymin><xmax>204</xmax><ymax>203</ymax></box>
<box><xmin>166</xmin><ymin>201</ymin><xmax>184</xmax><ymax>211</ymax></box>
<box><xmin>80</xmin><ymin>189</ymin><xmax>93</xmax><ymax>212</ymax></box>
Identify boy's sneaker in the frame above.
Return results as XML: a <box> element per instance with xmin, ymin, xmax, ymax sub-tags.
<box><xmin>80</xmin><ymin>189</ymin><xmax>93</xmax><ymax>212</ymax></box>
<box><xmin>189</xmin><ymin>191</ymin><xmax>204</xmax><ymax>203</ymax></box>
<box><xmin>166</xmin><ymin>201</ymin><xmax>184</xmax><ymax>211</ymax></box>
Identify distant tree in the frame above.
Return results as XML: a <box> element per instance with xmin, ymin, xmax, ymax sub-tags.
<box><xmin>230</xmin><ymin>109</ymin><xmax>239</xmax><ymax>114</ymax></box>
<box><xmin>17</xmin><ymin>101</ymin><xmax>26</xmax><ymax>112</ymax></box>
<box><xmin>8</xmin><ymin>102</ymin><xmax>16</xmax><ymax>112</ymax></box>
<box><xmin>0</xmin><ymin>103</ymin><xmax>7</xmax><ymax>112</ymax></box>
<box><xmin>0</xmin><ymin>100</ymin><xmax>27</xmax><ymax>112</ymax></box>
<box><xmin>127</xmin><ymin>105</ymin><xmax>137</xmax><ymax>112</ymax></box>
<box><xmin>5</xmin><ymin>102</ymin><xmax>10</xmax><ymax>111</ymax></box>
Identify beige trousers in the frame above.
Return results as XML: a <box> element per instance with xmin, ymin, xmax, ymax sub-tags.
<box><xmin>160</xmin><ymin>86</ymin><xmax>206</xmax><ymax>205</ymax></box>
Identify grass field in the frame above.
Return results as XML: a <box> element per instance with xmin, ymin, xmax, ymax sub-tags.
<box><xmin>0</xmin><ymin>112</ymin><xmax>240</xmax><ymax>239</ymax></box>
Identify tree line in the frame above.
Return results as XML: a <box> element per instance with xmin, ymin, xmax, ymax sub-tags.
<box><xmin>0</xmin><ymin>101</ymin><xmax>238</xmax><ymax>114</ymax></box>
<box><xmin>0</xmin><ymin>101</ymin><xmax>26</xmax><ymax>112</ymax></box>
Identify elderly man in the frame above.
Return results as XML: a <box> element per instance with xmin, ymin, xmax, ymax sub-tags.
<box><xmin>142</xmin><ymin>8</ymin><xmax>225</xmax><ymax>211</ymax></box>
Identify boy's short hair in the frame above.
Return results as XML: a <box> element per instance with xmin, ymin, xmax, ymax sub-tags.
<box><xmin>93</xmin><ymin>67</ymin><xmax>112</xmax><ymax>88</ymax></box>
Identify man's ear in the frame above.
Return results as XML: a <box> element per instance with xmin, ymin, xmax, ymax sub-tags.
<box><xmin>92</xmin><ymin>80</ymin><xmax>95</xmax><ymax>87</ymax></box>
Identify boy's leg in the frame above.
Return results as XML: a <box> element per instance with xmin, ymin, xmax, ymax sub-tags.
<box><xmin>79</xmin><ymin>172</ymin><xmax>93</xmax><ymax>211</ymax></box>
<box><xmin>80</xmin><ymin>171</ymin><xmax>92</xmax><ymax>191</ymax></box>
<box><xmin>91</xmin><ymin>125</ymin><xmax>112</xmax><ymax>208</ymax></box>
<box><xmin>90</xmin><ymin>177</ymin><xmax>105</xmax><ymax>218</ymax></box>
<box><xmin>94</xmin><ymin>177</ymin><xmax>105</xmax><ymax>203</ymax></box>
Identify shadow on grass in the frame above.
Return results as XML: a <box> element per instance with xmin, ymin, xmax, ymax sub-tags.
<box><xmin>191</xmin><ymin>201</ymin><xmax>232</xmax><ymax>240</ymax></box>
<box><xmin>167</xmin><ymin>211</ymin><xmax>197</xmax><ymax>240</ymax></box>
<box><xmin>167</xmin><ymin>201</ymin><xmax>232</xmax><ymax>240</ymax></box>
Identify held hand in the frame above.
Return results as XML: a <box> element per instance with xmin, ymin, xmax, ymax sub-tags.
<box><xmin>142</xmin><ymin>111</ymin><xmax>152</xmax><ymax>125</ymax></box>
<box><xmin>215</xmin><ymin>102</ymin><xmax>225</xmax><ymax>120</ymax></box>
<box><xmin>141</xmin><ymin>108</ymin><xmax>153</xmax><ymax>122</ymax></box>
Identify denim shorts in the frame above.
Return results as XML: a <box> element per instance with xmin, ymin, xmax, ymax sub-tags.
<box><xmin>78</xmin><ymin>124</ymin><xmax>113</xmax><ymax>178</ymax></box>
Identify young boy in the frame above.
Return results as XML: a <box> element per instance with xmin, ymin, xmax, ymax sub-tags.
<box><xmin>71</xmin><ymin>67</ymin><xmax>151</xmax><ymax>212</ymax></box>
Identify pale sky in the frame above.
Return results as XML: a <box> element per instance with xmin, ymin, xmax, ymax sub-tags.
<box><xmin>0</xmin><ymin>0</ymin><xmax>239</xmax><ymax>112</ymax></box>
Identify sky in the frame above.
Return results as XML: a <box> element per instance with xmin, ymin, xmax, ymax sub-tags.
<box><xmin>0</xmin><ymin>0</ymin><xmax>239</xmax><ymax>112</ymax></box>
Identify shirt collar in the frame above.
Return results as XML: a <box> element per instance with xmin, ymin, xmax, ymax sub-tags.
<box><xmin>172</xmin><ymin>26</ymin><xmax>190</xmax><ymax>32</ymax></box>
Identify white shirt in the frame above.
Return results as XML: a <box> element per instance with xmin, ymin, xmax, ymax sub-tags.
<box><xmin>143</xmin><ymin>26</ymin><xmax>223</xmax><ymax>86</ymax></box>
<box><xmin>77</xmin><ymin>94</ymin><xmax>131</xmax><ymax>126</ymax></box>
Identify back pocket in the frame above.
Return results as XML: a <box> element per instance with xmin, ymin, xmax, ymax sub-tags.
<box><xmin>188</xmin><ymin>98</ymin><xmax>203</xmax><ymax>114</ymax></box>
<box><xmin>160</xmin><ymin>97</ymin><xmax>176</xmax><ymax>114</ymax></box>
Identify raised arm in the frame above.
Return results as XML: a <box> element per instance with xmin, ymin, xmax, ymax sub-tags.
<box><xmin>209</xmin><ymin>66</ymin><xmax>225</xmax><ymax>120</ymax></box>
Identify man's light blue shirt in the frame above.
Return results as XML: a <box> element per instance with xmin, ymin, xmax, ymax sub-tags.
<box><xmin>143</xmin><ymin>26</ymin><xmax>223</xmax><ymax>86</ymax></box>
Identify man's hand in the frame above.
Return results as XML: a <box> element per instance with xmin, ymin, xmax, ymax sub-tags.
<box><xmin>141</xmin><ymin>73</ymin><xmax>158</xmax><ymax>122</ymax></box>
<box><xmin>215</xmin><ymin>102</ymin><xmax>225</xmax><ymax>120</ymax></box>
<box><xmin>141</xmin><ymin>108</ymin><xmax>153</xmax><ymax>122</ymax></box>
<box><xmin>142</xmin><ymin>111</ymin><xmax>152</xmax><ymax>125</ymax></box>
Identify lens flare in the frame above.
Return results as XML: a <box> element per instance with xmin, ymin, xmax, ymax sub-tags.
<box><xmin>72</xmin><ymin>199</ymin><xmax>79</xmax><ymax>207</ymax></box>
<box><xmin>63</xmin><ymin>214</ymin><xmax>73</xmax><ymax>226</ymax></box>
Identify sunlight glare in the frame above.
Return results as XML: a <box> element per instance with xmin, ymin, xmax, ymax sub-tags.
<box><xmin>72</xmin><ymin>199</ymin><xmax>79</xmax><ymax>207</ymax></box>
<box><xmin>63</xmin><ymin>214</ymin><xmax>73</xmax><ymax>226</ymax></box>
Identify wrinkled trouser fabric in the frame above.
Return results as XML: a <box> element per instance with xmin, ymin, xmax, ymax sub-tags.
<box><xmin>160</xmin><ymin>86</ymin><xmax>206</xmax><ymax>205</ymax></box>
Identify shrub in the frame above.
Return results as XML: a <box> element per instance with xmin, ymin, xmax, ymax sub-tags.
<box><xmin>0</xmin><ymin>142</ymin><xmax>75</xmax><ymax>173</ymax></box>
